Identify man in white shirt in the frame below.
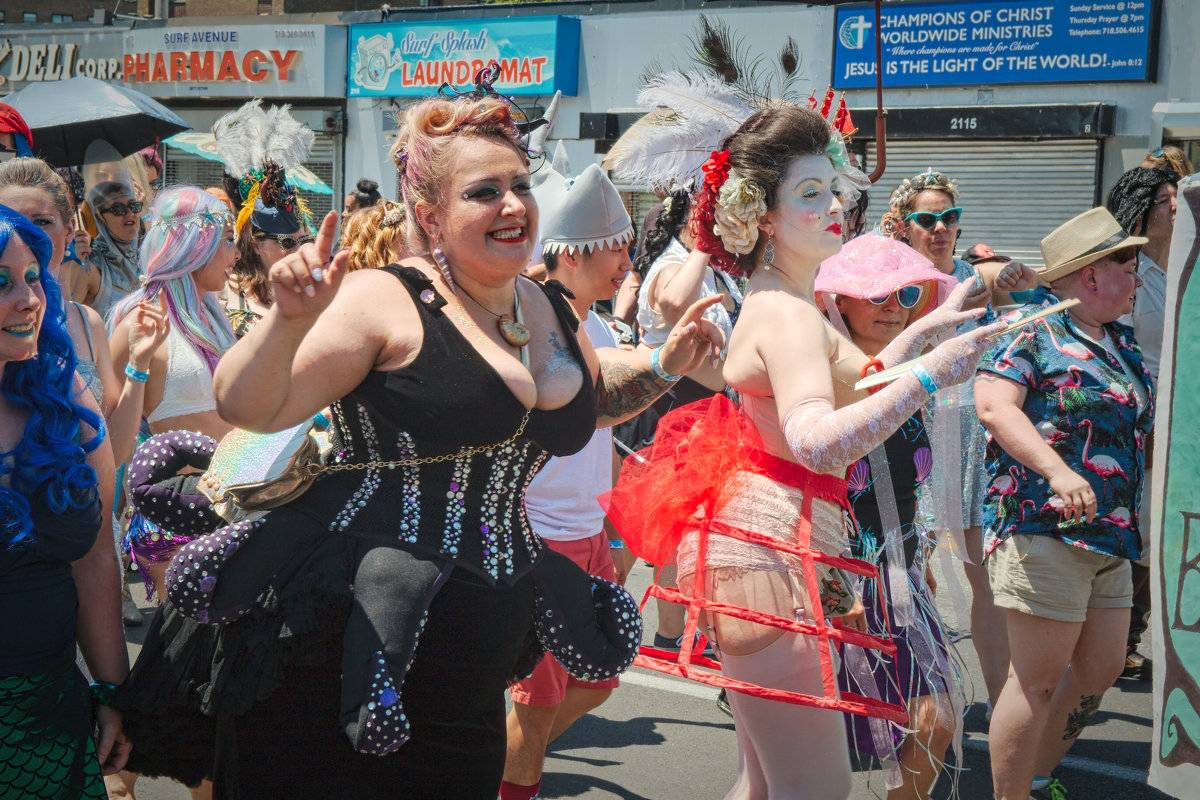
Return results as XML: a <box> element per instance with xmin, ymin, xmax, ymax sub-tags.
<box><xmin>1108</xmin><ymin>164</ymin><xmax>1179</xmax><ymax>679</ymax></box>
<box><xmin>500</xmin><ymin>164</ymin><xmax>635</xmax><ymax>800</ymax></box>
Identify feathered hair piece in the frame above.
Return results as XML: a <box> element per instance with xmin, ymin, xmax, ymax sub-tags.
<box><xmin>689</xmin><ymin>14</ymin><xmax>804</xmax><ymax>109</ymax></box>
<box><xmin>213</xmin><ymin>100</ymin><xmax>315</xmax><ymax>235</ymax></box>
<box><xmin>605</xmin><ymin>71</ymin><xmax>753</xmax><ymax>193</ymax></box>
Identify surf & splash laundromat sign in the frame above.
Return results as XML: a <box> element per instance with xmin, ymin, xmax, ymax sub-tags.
<box><xmin>347</xmin><ymin>16</ymin><xmax>580</xmax><ymax>98</ymax></box>
<box><xmin>833</xmin><ymin>0</ymin><xmax>1158</xmax><ymax>89</ymax></box>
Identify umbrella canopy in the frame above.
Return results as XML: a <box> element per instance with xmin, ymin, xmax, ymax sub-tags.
<box><xmin>5</xmin><ymin>77</ymin><xmax>189</xmax><ymax>167</ymax></box>
<box><xmin>164</xmin><ymin>131</ymin><xmax>333</xmax><ymax>195</ymax></box>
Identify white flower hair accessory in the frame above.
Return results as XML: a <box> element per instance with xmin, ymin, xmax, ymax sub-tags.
<box><xmin>713</xmin><ymin>170</ymin><xmax>766</xmax><ymax>255</ymax></box>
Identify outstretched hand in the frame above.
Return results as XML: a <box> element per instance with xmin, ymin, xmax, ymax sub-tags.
<box><xmin>268</xmin><ymin>211</ymin><xmax>351</xmax><ymax>322</ymax></box>
<box><xmin>907</xmin><ymin>279</ymin><xmax>987</xmax><ymax>345</ymax></box>
<box><xmin>658</xmin><ymin>295</ymin><xmax>727</xmax><ymax>376</ymax></box>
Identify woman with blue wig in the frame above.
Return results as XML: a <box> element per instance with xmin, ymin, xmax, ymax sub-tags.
<box><xmin>0</xmin><ymin>203</ymin><xmax>129</xmax><ymax>798</ymax></box>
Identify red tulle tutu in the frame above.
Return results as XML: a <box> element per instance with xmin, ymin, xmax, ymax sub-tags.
<box><xmin>601</xmin><ymin>395</ymin><xmax>906</xmax><ymax>723</ymax></box>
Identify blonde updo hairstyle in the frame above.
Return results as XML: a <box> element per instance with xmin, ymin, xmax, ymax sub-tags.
<box><xmin>340</xmin><ymin>200</ymin><xmax>408</xmax><ymax>272</ymax></box>
<box><xmin>389</xmin><ymin>96</ymin><xmax>526</xmax><ymax>256</ymax></box>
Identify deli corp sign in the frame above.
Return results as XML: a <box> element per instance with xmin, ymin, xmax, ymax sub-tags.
<box><xmin>0</xmin><ymin>33</ymin><xmax>125</xmax><ymax>88</ymax></box>
<box><xmin>123</xmin><ymin>25</ymin><xmax>333</xmax><ymax>97</ymax></box>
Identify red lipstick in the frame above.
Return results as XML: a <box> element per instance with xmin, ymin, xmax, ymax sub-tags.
<box><xmin>826</xmin><ymin>222</ymin><xmax>843</xmax><ymax>235</ymax></box>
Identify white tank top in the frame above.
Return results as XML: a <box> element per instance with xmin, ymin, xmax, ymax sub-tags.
<box><xmin>146</xmin><ymin>325</ymin><xmax>217</xmax><ymax>423</ymax></box>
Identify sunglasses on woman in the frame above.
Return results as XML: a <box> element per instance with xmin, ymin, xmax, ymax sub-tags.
<box><xmin>905</xmin><ymin>207</ymin><xmax>962</xmax><ymax>231</ymax></box>
<box><xmin>101</xmin><ymin>201</ymin><xmax>144</xmax><ymax>217</ymax></box>
<box><xmin>253</xmin><ymin>232</ymin><xmax>314</xmax><ymax>251</ymax></box>
<box><xmin>868</xmin><ymin>285</ymin><xmax>922</xmax><ymax>309</ymax></box>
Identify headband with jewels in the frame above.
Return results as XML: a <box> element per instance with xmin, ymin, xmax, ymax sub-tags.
<box><xmin>213</xmin><ymin>100</ymin><xmax>315</xmax><ymax>237</ymax></box>
<box><xmin>152</xmin><ymin>207</ymin><xmax>234</xmax><ymax>233</ymax></box>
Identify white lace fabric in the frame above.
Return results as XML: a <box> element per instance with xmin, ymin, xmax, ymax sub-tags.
<box><xmin>677</xmin><ymin>471</ymin><xmax>848</xmax><ymax>584</ymax></box>
<box><xmin>782</xmin><ymin>327</ymin><xmax>998</xmax><ymax>476</ymax></box>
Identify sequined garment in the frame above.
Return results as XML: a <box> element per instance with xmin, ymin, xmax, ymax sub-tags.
<box><xmin>286</xmin><ymin>266</ymin><xmax>597</xmax><ymax>585</ymax></box>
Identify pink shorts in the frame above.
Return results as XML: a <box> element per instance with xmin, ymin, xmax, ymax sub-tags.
<box><xmin>509</xmin><ymin>532</ymin><xmax>621</xmax><ymax>706</ymax></box>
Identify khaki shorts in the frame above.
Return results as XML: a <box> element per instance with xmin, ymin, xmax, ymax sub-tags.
<box><xmin>987</xmin><ymin>534</ymin><xmax>1132</xmax><ymax>623</ymax></box>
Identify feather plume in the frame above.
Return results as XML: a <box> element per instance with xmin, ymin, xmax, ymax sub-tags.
<box><xmin>213</xmin><ymin>100</ymin><xmax>314</xmax><ymax>177</ymax></box>
<box><xmin>638</xmin><ymin>71</ymin><xmax>754</xmax><ymax>128</ymax></box>
<box><xmin>606</xmin><ymin>109</ymin><xmax>738</xmax><ymax>192</ymax></box>
<box><xmin>234</xmin><ymin>179</ymin><xmax>261</xmax><ymax>235</ymax></box>
<box><xmin>690</xmin><ymin>14</ymin><xmax>745</xmax><ymax>85</ymax></box>
<box><xmin>261</xmin><ymin>104</ymin><xmax>315</xmax><ymax>170</ymax></box>
<box><xmin>213</xmin><ymin>100</ymin><xmax>266</xmax><ymax>178</ymax></box>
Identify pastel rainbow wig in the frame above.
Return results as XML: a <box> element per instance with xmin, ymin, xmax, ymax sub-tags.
<box><xmin>110</xmin><ymin>186</ymin><xmax>236</xmax><ymax>373</ymax></box>
<box><xmin>0</xmin><ymin>203</ymin><xmax>102</xmax><ymax>547</ymax></box>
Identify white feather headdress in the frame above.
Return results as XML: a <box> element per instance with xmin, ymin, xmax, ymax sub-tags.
<box><xmin>213</xmin><ymin>100</ymin><xmax>315</xmax><ymax>178</ymax></box>
<box><xmin>604</xmin><ymin>71</ymin><xmax>753</xmax><ymax>193</ymax></box>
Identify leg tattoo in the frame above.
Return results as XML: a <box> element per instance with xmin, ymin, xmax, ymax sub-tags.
<box><xmin>1062</xmin><ymin>693</ymin><xmax>1102</xmax><ymax>741</ymax></box>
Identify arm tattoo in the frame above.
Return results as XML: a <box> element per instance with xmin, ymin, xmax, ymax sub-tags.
<box><xmin>1062</xmin><ymin>693</ymin><xmax>1102</xmax><ymax>740</ymax></box>
<box><xmin>595</xmin><ymin>358</ymin><xmax>674</xmax><ymax>421</ymax></box>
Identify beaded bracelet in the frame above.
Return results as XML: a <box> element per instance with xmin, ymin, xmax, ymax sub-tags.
<box><xmin>650</xmin><ymin>346</ymin><xmax>682</xmax><ymax>382</ymax></box>
<box><xmin>124</xmin><ymin>364</ymin><xmax>150</xmax><ymax>383</ymax></box>
<box><xmin>911</xmin><ymin>363</ymin><xmax>939</xmax><ymax>396</ymax></box>
<box><xmin>89</xmin><ymin>681</ymin><xmax>118</xmax><ymax>707</ymax></box>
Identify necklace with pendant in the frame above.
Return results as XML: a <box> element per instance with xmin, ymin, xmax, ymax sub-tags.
<box><xmin>455</xmin><ymin>282</ymin><xmax>531</xmax><ymax>369</ymax></box>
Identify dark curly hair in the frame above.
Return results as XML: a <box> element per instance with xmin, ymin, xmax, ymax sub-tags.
<box><xmin>634</xmin><ymin>186</ymin><xmax>691</xmax><ymax>276</ymax></box>
<box><xmin>691</xmin><ymin>105</ymin><xmax>832</xmax><ymax>278</ymax></box>
<box><xmin>1106</xmin><ymin>166</ymin><xmax>1179</xmax><ymax>235</ymax></box>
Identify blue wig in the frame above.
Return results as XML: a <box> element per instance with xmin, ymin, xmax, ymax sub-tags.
<box><xmin>0</xmin><ymin>203</ymin><xmax>103</xmax><ymax>548</ymax></box>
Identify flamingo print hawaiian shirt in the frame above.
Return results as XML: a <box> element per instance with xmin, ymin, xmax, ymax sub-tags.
<box><xmin>977</xmin><ymin>288</ymin><xmax>1155</xmax><ymax>560</ymax></box>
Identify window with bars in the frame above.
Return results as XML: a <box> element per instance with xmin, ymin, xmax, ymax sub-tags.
<box><xmin>23</xmin><ymin>12</ymin><xmax>36</xmax><ymax>22</ymax></box>
<box><xmin>257</xmin><ymin>1</ymin><xmax>272</xmax><ymax>14</ymax></box>
<box><xmin>169</xmin><ymin>2</ymin><xmax>186</xmax><ymax>17</ymax></box>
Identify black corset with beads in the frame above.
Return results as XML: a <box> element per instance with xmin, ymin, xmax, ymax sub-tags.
<box><xmin>283</xmin><ymin>265</ymin><xmax>596</xmax><ymax>585</ymax></box>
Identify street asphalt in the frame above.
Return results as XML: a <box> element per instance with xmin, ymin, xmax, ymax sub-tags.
<box><xmin>119</xmin><ymin>551</ymin><xmax>1177</xmax><ymax>799</ymax></box>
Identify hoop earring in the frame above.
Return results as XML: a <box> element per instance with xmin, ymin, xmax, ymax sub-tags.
<box><xmin>762</xmin><ymin>233</ymin><xmax>775</xmax><ymax>271</ymax></box>
<box><xmin>432</xmin><ymin>239</ymin><xmax>456</xmax><ymax>295</ymax></box>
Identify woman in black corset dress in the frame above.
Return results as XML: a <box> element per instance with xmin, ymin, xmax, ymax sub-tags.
<box><xmin>116</xmin><ymin>92</ymin><xmax>723</xmax><ymax>798</ymax></box>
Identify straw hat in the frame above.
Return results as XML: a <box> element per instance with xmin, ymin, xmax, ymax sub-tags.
<box><xmin>1038</xmin><ymin>207</ymin><xmax>1148</xmax><ymax>283</ymax></box>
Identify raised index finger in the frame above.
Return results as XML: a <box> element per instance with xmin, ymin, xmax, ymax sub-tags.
<box><xmin>676</xmin><ymin>295</ymin><xmax>724</xmax><ymax>328</ymax></box>
<box><xmin>313</xmin><ymin>210</ymin><xmax>340</xmax><ymax>263</ymax></box>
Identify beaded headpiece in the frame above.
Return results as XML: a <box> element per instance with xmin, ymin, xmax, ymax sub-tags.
<box><xmin>151</xmin><ymin>206</ymin><xmax>233</xmax><ymax>233</ymax></box>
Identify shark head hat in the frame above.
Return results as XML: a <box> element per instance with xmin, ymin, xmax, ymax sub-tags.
<box><xmin>536</xmin><ymin>163</ymin><xmax>634</xmax><ymax>257</ymax></box>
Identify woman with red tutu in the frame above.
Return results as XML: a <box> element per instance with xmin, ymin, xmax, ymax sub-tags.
<box><xmin>609</xmin><ymin>105</ymin><xmax>1004</xmax><ymax>799</ymax></box>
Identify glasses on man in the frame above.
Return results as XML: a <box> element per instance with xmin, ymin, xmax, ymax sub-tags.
<box><xmin>253</xmin><ymin>232</ymin><xmax>313</xmax><ymax>251</ymax></box>
<box><xmin>868</xmin><ymin>285</ymin><xmax>922</xmax><ymax>309</ymax></box>
<box><xmin>101</xmin><ymin>201</ymin><xmax>144</xmax><ymax>217</ymax></box>
<box><xmin>150</xmin><ymin>178</ymin><xmax>165</xmax><ymax>190</ymax></box>
<box><xmin>905</xmin><ymin>207</ymin><xmax>962</xmax><ymax>231</ymax></box>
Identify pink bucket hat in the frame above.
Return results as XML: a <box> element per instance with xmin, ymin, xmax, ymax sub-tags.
<box><xmin>815</xmin><ymin>232</ymin><xmax>959</xmax><ymax>321</ymax></box>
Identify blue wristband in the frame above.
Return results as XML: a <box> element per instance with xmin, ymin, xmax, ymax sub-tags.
<box><xmin>911</xmin><ymin>363</ymin><xmax>939</xmax><ymax>395</ymax></box>
<box><xmin>650</xmin><ymin>346</ymin><xmax>682</xmax><ymax>382</ymax></box>
<box><xmin>124</xmin><ymin>363</ymin><xmax>150</xmax><ymax>383</ymax></box>
<box><xmin>609</xmin><ymin>539</ymin><xmax>625</xmax><ymax>550</ymax></box>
